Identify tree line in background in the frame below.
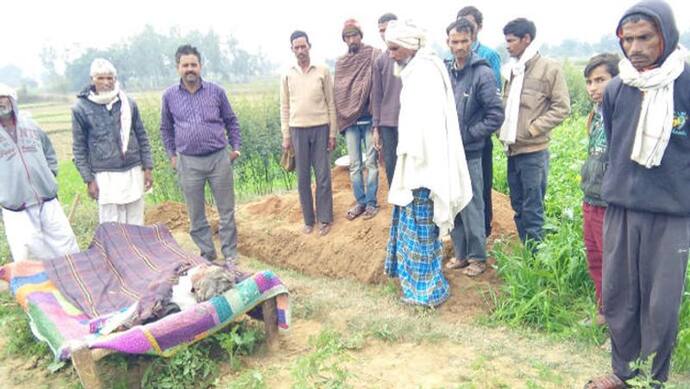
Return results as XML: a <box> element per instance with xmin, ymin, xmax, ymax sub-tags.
<box><xmin>0</xmin><ymin>25</ymin><xmax>276</xmax><ymax>94</ymax></box>
<box><xmin>1</xmin><ymin>27</ymin><xmax>690</xmax><ymax>94</ymax></box>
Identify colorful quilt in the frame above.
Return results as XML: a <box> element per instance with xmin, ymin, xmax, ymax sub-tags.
<box><xmin>0</xmin><ymin>224</ymin><xmax>290</xmax><ymax>360</ymax></box>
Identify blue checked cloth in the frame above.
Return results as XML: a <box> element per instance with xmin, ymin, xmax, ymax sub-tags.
<box><xmin>385</xmin><ymin>188</ymin><xmax>449</xmax><ymax>306</ymax></box>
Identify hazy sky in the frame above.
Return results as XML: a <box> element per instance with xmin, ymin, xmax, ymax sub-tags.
<box><xmin>4</xmin><ymin>0</ymin><xmax>690</xmax><ymax>79</ymax></box>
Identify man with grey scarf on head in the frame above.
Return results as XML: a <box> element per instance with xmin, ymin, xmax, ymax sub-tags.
<box><xmin>72</xmin><ymin>59</ymin><xmax>154</xmax><ymax>225</ymax></box>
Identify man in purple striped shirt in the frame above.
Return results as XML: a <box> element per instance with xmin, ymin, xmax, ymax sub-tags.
<box><xmin>160</xmin><ymin>44</ymin><xmax>242</xmax><ymax>263</ymax></box>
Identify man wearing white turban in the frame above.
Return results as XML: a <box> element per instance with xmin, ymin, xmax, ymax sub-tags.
<box><xmin>383</xmin><ymin>20</ymin><xmax>473</xmax><ymax>307</ymax></box>
<box><xmin>72</xmin><ymin>58</ymin><xmax>154</xmax><ymax>225</ymax></box>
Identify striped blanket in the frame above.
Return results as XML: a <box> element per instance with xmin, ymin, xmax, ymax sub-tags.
<box><xmin>0</xmin><ymin>224</ymin><xmax>289</xmax><ymax>360</ymax></box>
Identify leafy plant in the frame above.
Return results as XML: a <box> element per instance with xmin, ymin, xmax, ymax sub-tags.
<box><xmin>291</xmin><ymin>329</ymin><xmax>353</xmax><ymax>389</ymax></box>
<box><xmin>141</xmin><ymin>342</ymin><xmax>218</xmax><ymax>389</ymax></box>
<box><xmin>214</xmin><ymin>321</ymin><xmax>265</xmax><ymax>369</ymax></box>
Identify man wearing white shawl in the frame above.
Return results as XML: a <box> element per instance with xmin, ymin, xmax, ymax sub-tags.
<box><xmin>500</xmin><ymin>18</ymin><xmax>569</xmax><ymax>247</ymax></box>
<box><xmin>586</xmin><ymin>1</ymin><xmax>690</xmax><ymax>387</ymax></box>
<box><xmin>72</xmin><ymin>59</ymin><xmax>153</xmax><ymax>225</ymax></box>
<box><xmin>383</xmin><ymin>20</ymin><xmax>472</xmax><ymax>307</ymax></box>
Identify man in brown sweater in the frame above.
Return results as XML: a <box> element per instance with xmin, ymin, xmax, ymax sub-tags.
<box><xmin>280</xmin><ymin>31</ymin><xmax>337</xmax><ymax>236</ymax></box>
<box><xmin>499</xmin><ymin>18</ymin><xmax>570</xmax><ymax>247</ymax></box>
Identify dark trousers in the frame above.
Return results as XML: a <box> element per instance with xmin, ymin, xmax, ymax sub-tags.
<box><xmin>380</xmin><ymin>126</ymin><xmax>398</xmax><ymax>188</ymax></box>
<box><xmin>603</xmin><ymin>205</ymin><xmax>690</xmax><ymax>383</ymax></box>
<box><xmin>583</xmin><ymin>202</ymin><xmax>605</xmax><ymax>311</ymax></box>
<box><xmin>450</xmin><ymin>157</ymin><xmax>487</xmax><ymax>261</ymax></box>
<box><xmin>291</xmin><ymin>125</ymin><xmax>333</xmax><ymax>226</ymax></box>
<box><xmin>482</xmin><ymin>139</ymin><xmax>493</xmax><ymax>236</ymax></box>
<box><xmin>507</xmin><ymin>150</ymin><xmax>549</xmax><ymax>244</ymax></box>
<box><xmin>177</xmin><ymin>149</ymin><xmax>237</xmax><ymax>260</ymax></box>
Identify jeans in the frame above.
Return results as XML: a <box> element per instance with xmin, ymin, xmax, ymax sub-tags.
<box><xmin>379</xmin><ymin>126</ymin><xmax>398</xmax><ymax>188</ymax></box>
<box><xmin>507</xmin><ymin>150</ymin><xmax>549</xmax><ymax>245</ymax></box>
<box><xmin>344</xmin><ymin>123</ymin><xmax>378</xmax><ymax>207</ymax></box>
<box><xmin>450</xmin><ymin>157</ymin><xmax>487</xmax><ymax>261</ymax></box>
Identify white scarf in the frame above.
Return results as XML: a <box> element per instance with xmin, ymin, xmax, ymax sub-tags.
<box><xmin>388</xmin><ymin>48</ymin><xmax>472</xmax><ymax>233</ymax></box>
<box><xmin>619</xmin><ymin>46</ymin><xmax>687</xmax><ymax>168</ymax></box>
<box><xmin>87</xmin><ymin>82</ymin><xmax>132</xmax><ymax>154</ymax></box>
<box><xmin>499</xmin><ymin>41</ymin><xmax>541</xmax><ymax>148</ymax></box>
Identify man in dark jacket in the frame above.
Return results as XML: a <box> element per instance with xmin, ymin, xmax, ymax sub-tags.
<box><xmin>72</xmin><ymin>59</ymin><xmax>153</xmax><ymax>225</ymax></box>
<box><xmin>444</xmin><ymin>18</ymin><xmax>504</xmax><ymax>277</ymax></box>
<box><xmin>586</xmin><ymin>1</ymin><xmax>690</xmax><ymax>387</ymax></box>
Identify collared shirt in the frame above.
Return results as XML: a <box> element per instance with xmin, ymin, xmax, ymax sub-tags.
<box><xmin>160</xmin><ymin>79</ymin><xmax>241</xmax><ymax>157</ymax></box>
<box><xmin>371</xmin><ymin>50</ymin><xmax>402</xmax><ymax>128</ymax></box>
<box><xmin>472</xmin><ymin>41</ymin><xmax>502</xmax><ymax>90</ymax></box>
<box><xmin>280</xmin><ymin>63</ymin><xmax>337</xmax><ymax>138</ymax></box>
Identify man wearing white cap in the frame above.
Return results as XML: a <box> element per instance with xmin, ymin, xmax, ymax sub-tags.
<box><xmin>0</xmin><ymin>83</ymin><xmax>79</xmax><ymax>261</ymax></box>
<box><xmin>383</xmin><ymin>20</ymin><xmax>472</xmax><ymax>307</ymax></box>
<box><xmin>72</xmin><ymin>59</ymin><xmax>153</xmax><ymax>225</ymax></box>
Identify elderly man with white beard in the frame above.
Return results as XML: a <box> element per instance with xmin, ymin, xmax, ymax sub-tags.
<box><xmin>72</xmin><ymin>58</ymin><xmax>154</xmax><ymax>225</ymax></box>
<box><xmin>383</xmin><ymin>20</ymin><xmax>472</xmax><ymax>307</ymax></box>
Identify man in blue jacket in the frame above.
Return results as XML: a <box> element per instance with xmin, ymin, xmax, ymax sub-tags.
<box><xmin>0</xmin><ymin>84</ymin><xmax>79</xmax><ymax>262</ymax></box>
<box><xmin>444</xmin><ymin>18</ymin><xmax>504</xmax><ymax>277</ymax></box>
<box><xmin>586</xmin><ymin>1</ymin><xmax>690</xmax><ymax>387</ymax></box>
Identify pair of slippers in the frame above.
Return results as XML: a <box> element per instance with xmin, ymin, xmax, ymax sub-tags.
<box><xmin>303</xmin><ymin>223</ymin><xmax>331</xmax><ymax>236</ymax></box>
<box><xmin>345</xmin><ymin>204</ymin><xmax>378</xmax><ymax>221</ymax></box>
<box><xmin>445</xmin><ymin>258</ymin><xmax>487</xmax><ymax>277</ymax></box>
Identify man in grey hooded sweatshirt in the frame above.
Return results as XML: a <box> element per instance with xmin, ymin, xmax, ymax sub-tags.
<box><xmin>0</xmin><ymin>83</ymin><xmax>79</xmax><ymax>262</ymax></box>
<box><xmin>586</xmin><ymin>1</ymin><xmax>690</xmax><ymax>387</ymax></box>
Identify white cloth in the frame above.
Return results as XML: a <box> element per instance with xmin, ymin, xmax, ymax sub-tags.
<box><xmin>171</xmin><ymin>266</ymin><xmax>202</xmax><ymax>311</ymax></box>
<box><xmin>388</xmin><ymin>48</ymin><xmax>473</xmax><ymax>233</ymax></box>
<box><xmin>499</xmin><ymin>41</ymin><xmax>541</xmax><ymax>147</ymax></box>
<box><xmin>87</xmin><ymin>82</ymin><xmax>132</xmax><ymax>154</ymax></box>
<box><xmin>98</xmin><ymin>197</ymin><xmax>145</xmax><ymax>225</ymax></box>
<box><xmin>619</xmin><ymin>46</ymin><xmax>687</xmax><ymax>168</ymax></box>
<box><xmin>90</xmin><ymin>58</ymin><xmax>117</xmax><ymax>77</ymax></box>
<box><xmin>384</xmin><ymin>19</ymin><xmax>427</xmax><ymax>51</ymax></box>
<box><xmin>2</xmin><ymin>198</ymin><xmax>79</xmax><ymax>262</ymax></box>
<box><xmin>95</xmin><ymin>166</ymin><xmax>145</xmax><ymax>206</ymax></box>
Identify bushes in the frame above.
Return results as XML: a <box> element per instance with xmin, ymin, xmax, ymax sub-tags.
<box><xmin>489</xmin><ymin>115</ymin><xmax>690</xmax><ymax>371</ymax></box>
<box><xmin>138</xmin><ymin>91</ymin><xmax>296</xmax><ymax>204</ymax></box>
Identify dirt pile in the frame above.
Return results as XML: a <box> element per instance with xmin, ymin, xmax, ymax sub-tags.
<box><xmin>147</xmin><ymin>167</ymin><xmax>516</xmax><ymax>286</ymax></box>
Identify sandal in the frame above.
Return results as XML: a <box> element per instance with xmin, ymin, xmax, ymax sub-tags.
<box><xmin>445</xmin><ymin>257</ymin><xmax>469</xmax><ymax>270</ymax></box>
<box><xmin>362</xmin><ymin>205</ymin><xmax>379</xmax><ymax>220</ymax></box>
<box><xmin>462</xmin><ymin>260</ymin><xmax>487</xmax><ymax>277</ymax></box>
<box><xmin>303</xmin><ymin>225</ymin><xmax>314</xmax><ymax>234</ymax></box>
<box><xmin>345</xmin><ymin>204</ymin><xmax>366</xmax><ymax>220</ymax></box>
<box><xmin>319</xmin><ymin>223</ymin><xmax>332</xmax><ymax>236</ymax></box>
<box><xmin>583</xmin><ymin>374</ymin><xmax>626</xmax><ymax>389</ymax></box>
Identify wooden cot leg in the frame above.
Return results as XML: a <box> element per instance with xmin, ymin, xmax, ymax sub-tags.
<box><xmin>72</xmin><ymin>347</ymin><xmax>103</xmax><ymax>389</ymax></box>
<box><xmin>262</xmin><ymin>297</ymin><xmax>279</xmax><ymax>351</ymax></box>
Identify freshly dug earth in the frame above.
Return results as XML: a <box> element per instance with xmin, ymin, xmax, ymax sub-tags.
<box><xmin>146</xmin><ymin>167</ymin><xmax>516</xmax><ymax>292</ymax></box>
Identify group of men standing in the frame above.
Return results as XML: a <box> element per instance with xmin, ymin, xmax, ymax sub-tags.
<box><xmin>1</xmin><ymin>45</ymin><xmax>242</xmax><ymax>267</ymax></box>
<box><xmin>279</xmin><ymin>1</ymin><xmax>690</xmax><ymax>387</ymax></box>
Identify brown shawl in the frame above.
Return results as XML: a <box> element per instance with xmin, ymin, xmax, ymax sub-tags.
<box><xmin>334</xmin><ymin>44</ymin><xmax>380</xmax><ymax>132</ymax></box>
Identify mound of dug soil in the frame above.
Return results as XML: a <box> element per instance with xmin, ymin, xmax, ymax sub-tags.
<box><xmin>147</xmin><ymin>167</ymin><xmax>516</xmax><ymax>289</ymax></box>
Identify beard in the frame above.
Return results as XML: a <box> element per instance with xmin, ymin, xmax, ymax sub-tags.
<box><xmin>0</xmin><ymin>105</ymin><xmax>12</xmax><ymax>117</ymax></box>
<box><xmin>348</xmin><ymin>44</ymin><xmax>360</xmax><ymax>54</ymax></box>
